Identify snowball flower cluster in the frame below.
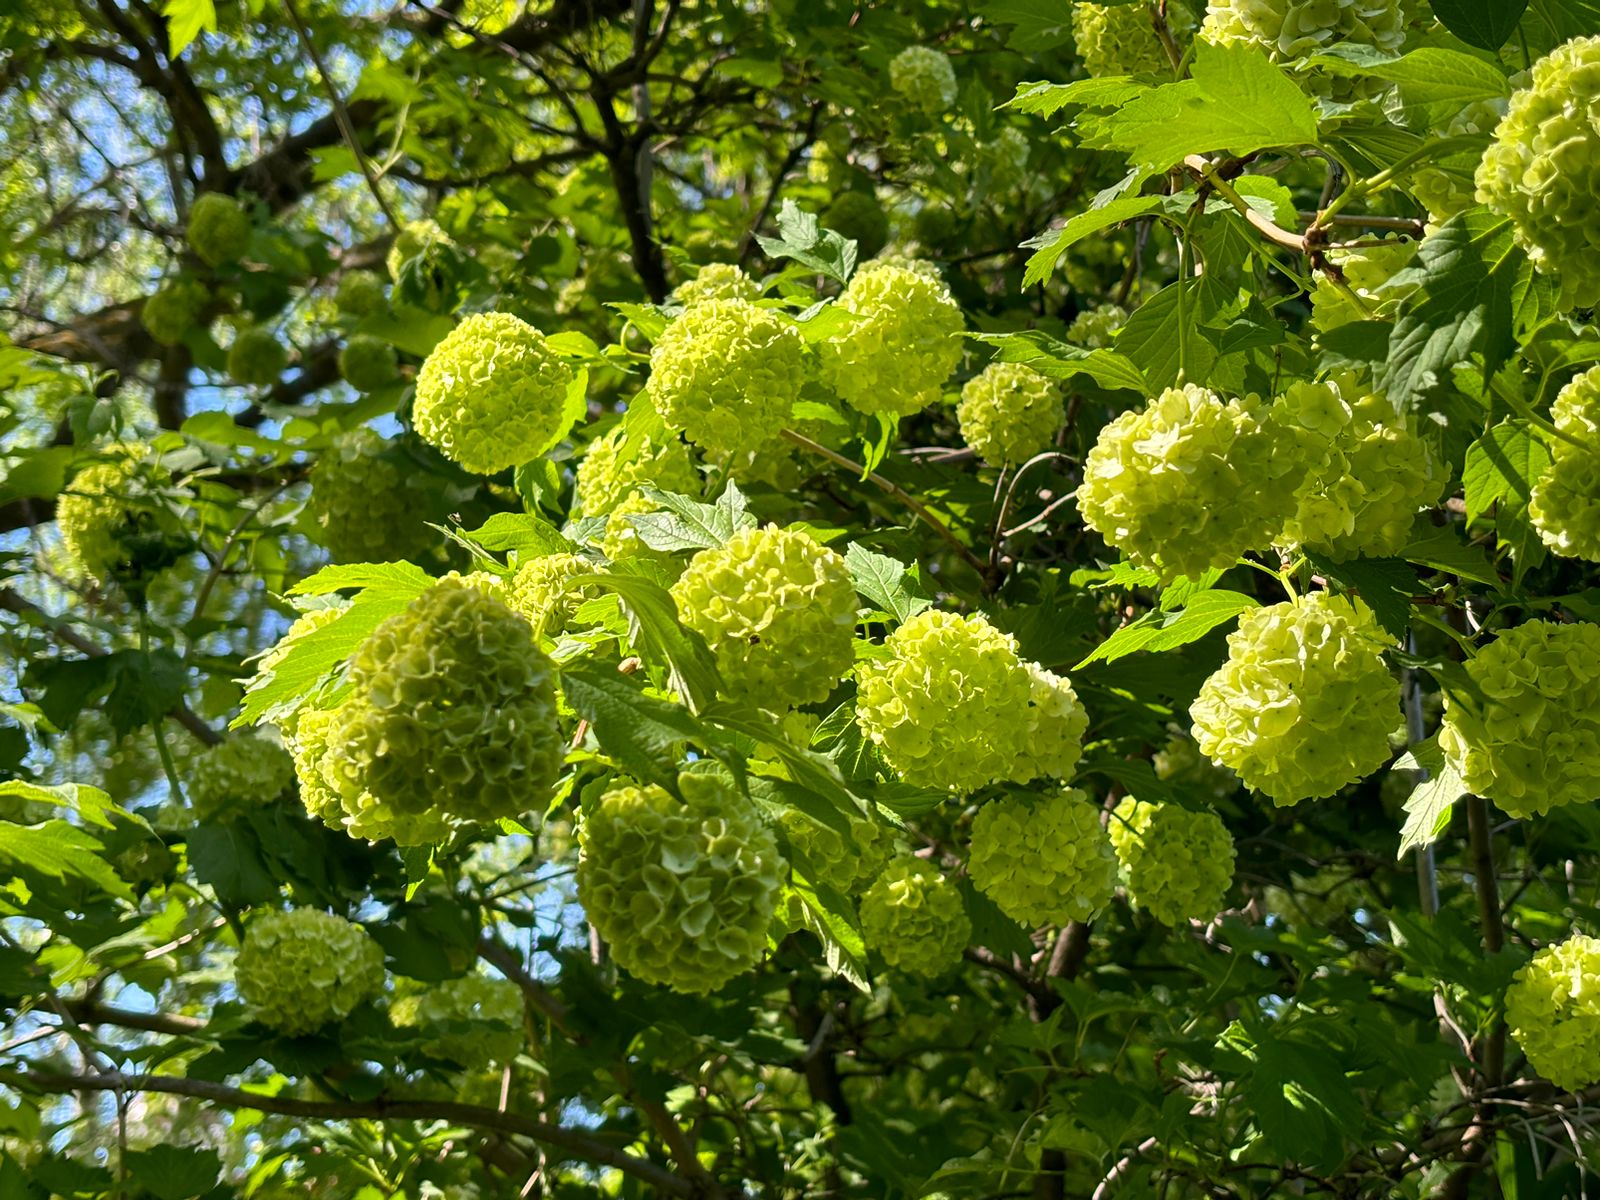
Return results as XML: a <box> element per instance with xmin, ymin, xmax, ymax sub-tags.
<box><xmin>390</xmin><ymin>974</ymin><xmax>525</xmax><ymax>1066</ymax></box>
<box><xmin>1066</xmin><ymin>303</ymin><xmax>1127</xmax><ymax>349</ymax></box>
<box><xmin>1308</xmin><ymin>241</ymin><xmax>1419</xmax><ymax>336</ymax></box>
<box><xmin>339</xmin><ymin>334</ymin><xmax>399</xmax><ymax>393</ymax></box>
<box><xmin>140</xmin><ymin>279</ymin><xmax>209</xmax><ymax>346</ymax></box>
<box><xmin>1073</xmin><ymin>2</ymin><xmax>1185</xmax><ymax>77</ymax></box>
<box><xmin>414</xmin><ymin>312</ymin><xmax>575</xmax><ymax>474</ymax></box>
<box><xmin>1477</xmin><ymin>36</ymin><xmax>1600</xmax><ymax>308</ymax></box>
<box><xmin>1201</xmin><ymin>0</ymin><xmax>1406</xmax><ymax>98</ymax></box>
<box><xmin>819</xmin><ymin>261</ymin><xmax>964</xmax><ymax>417</ymax></box>
<box><xmin>1530</xmin><ymin>365</ymin><xmax>1600</xmax><ymax>562</ymax></box>
<box><xmin>508</xmin><ymin>552</ymin><xmax>601</xmax><ymax>636</ymax></box>
<box><xmin>671</xmin><ymin>262</ymin><xmax>759</xmax><ymax>306</ymax></box>
<box><xmin>1077</xmin><ymin>384</ymin><xmax>1299</xmax><ymax>582</ymax></box>
<box><xmin>306</xmin><ymin>428</ymin><xmax>431</xmax><ymax>564</ymax></box>
<box><xmin>671</xmin><ymin>526</ymin><xmax>858</xmax><ymax>707</ymax></box>
<box><xmin>1438</xmin><ymin>620</ymin><xmax>1600</xmax><ymax>818</ymax></box>
<box><xmin>227</xmin><ymin>327</ymin><xmax>289</xmax><ymax>387</ymax></box>
<box><xmin>57</xmin><ymin>444</ymin><xmax>171</xmax><ymax>585</ymax></box>
<box><xmin>188</xmin><ymin>734</ymin><xmax>295</xmax><ymax>821</ymax></box>
<box><xmin>888</xmin><ymin>45</ymin><xmax>958</xmax><ymax>114</ymax></box>
<box><xmin>651</xmin><ymin>298</ymin><xmax>806</xmax><ymax>454</ymax></box>
<box><xmin>1506</xmin><ymin>935</ymin><xmax>1600</xmax><ymax>1092</ymax></box>
<box><xmin>956</xmin><ymin>362</ymin><xmax>1063</xmax><ymax>466</ymax></box>
<box><xmin>186</xmin><ymin>192</ymin><xmax>251</xmax><ymax>267</ymax></box>
<box><xmin>1109</xmin><ymin>798</ymin><xmax>1235</xmax><ymax>925</ymax></box>
<box><xmin>1190</xmin><ymin>593</ymin><xmax>1398</xmax><ymax>805</ymax></box>
<box><xmin>778</xmin><ymin>808</ymin><xmax>896</xmax><ymax>896</ymax></box>
<box><xmin>234</xmin><ymin>908</ymin><xmax>386</xmax><ymax>1035</ymax></box>
<box><xmin>858</xmin><ymin>856</ymin><xmax>970</xmax><ymax>976</ymax></box>
<box><xmin>574</xmin><ymin>424</ymin><xmax>699</xmax><ymax>517</ymax></box>
<box><xmin>334</xmin><ymin>271</ymin><xmax>386</xmax><ymax>316</ymax></box>
<box><xmin>855</xmin><ymin>610</ymin><xmax>1087</xmax><ymax>794</ymax></box>
<box><xmin>969</xmin><ymin>789</ymin><xmax>1117</xmax><ymax>926</ymax></box>
<box><xmin>576</xmin><ymin>773</ymin><xmax>785</xmax><ymax>993</ymax></box>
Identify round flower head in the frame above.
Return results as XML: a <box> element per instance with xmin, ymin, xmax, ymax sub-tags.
<box><xmin>1531</xmin><ymin>366</ymin><xmax>1600</xmax><ymax>562</ymax></box>
<box><xmin>1506</xmin><ymin>935</ymin><xmax>1600</xmax><ymax>1092</ymax></box>
<box><xmin>969</xmin><ymin>789</ymin><xmax>1117</xmax><ymax>927</ymax></box>
<box><xmin>57</xmin><ymin>443</ymin><xmax>177</xmax><ymax>585</ymax></box>
<box><xmin>141</xmin><ymin>278</ymin><xmax>209</xmax><ymax>346</ymax></box>
<box><xmin>984</xmin><ymin>126</ymin><xmax>1032</xmax><ymax>190</ymax></box>
<box><xmin>1200</xmin><ymin>0</ymin><xmax>1406</xmax><ymax>99</ymax></box>
<box><xmin>1066</xmin><ymin>303</ymin><xmax>1127</xmax><ymax>350</ymax></box>
<box><xmin>387</xmin><ymin>218</ymin><xmax>454</xmax><ymax>282</ymax></box>
<box><xmin>390</xmin><ymin>974</ymin><xmax>524</xmax><ymax>1066</ymax></box>
<box><xmin>316</xmin><ymin>578</ymin><xmax>562</xmax><ymax>842</ymax></box>
<box><xmin>574</xmin><ymin>423</ymin><xmax>700</xmax><ymax>517</ymax></box>
<box><xmin>1109</xmin><ymin>797</ymin><xmax>1235</xmax><ymax>925</ymax></box>
<box><xmin>188</xmin><ymin>733</ymin><xmax>294</xmax><ymax>821</ymax></box>
<box><xmin>186</xmin><ymin>192</ymin><xmax>251</xmax><ymax>268</ymax></box>
<box><xmin>650</xmin><ymin>298</ymin><xmax>806</xmax><ymax>455</ymax></box>
<box><xmin>291</xmin><ymin>704</ymin><xmax>451</xmax><ymax>846</ymax></box>
<box><xmin>819</xmin><ymin>261</ymin><xmax>964</xmax><ymax>418</ymax></box>
<box><xmin>855</xmin><ymin>610</ymin><xmax>1087</xmax><ymax>794</ymax></box>
<box><xmin>234</xmin><ymin>908</ymin><xmax>386</xmax><ymax>1036</ymax></box>
<box><xmin>1273</xmin><ymin>373</ymin><xmax>1440</xmax><ymax>560</ymax></box>
<box><xmin>671</xmin><ymin>262</ymin><xmax>760</xmax><ymax>306</ymax></box>
<box><xmin>1308</xmin><ymin>240</ymin><xmax>1419</xmax><ymax>337</ymax></box>
<box><xmin>339</xmin><ymin>334</ymin><xmax>399</xmax><ymax>393</ymax></box>
<box><xmin>413</xmin><ymin>312</ymin><xmax>575</xmax><ymax>474</ymax></box>
<box><xmin>1077</xmin><ymin>384</ymin><xmax>1301</xmax><ymax>583</ymax></box>
<box><xmin>1411</xmin><ymin>97</ymin><xmax>1511</xmax><ymax>224</ymax></box>
<box><xmin>823</xmin><ymin>191</ymin><xmax>890</xmax><ymax>258</ymax></box>
<box><xmin>599</xmin><ymin>491</ymin><xmax>670</xmax><ymax>563</ymax></box>
<box><xmin>334</xmin><ymin>271</ymin><xmax>387</xmax><ymax>317</ymax></box>
<box><xmin>227</xmin><ymin>327</ymin><xmax>289</xmax><ymax>387</ymax></box>
<box><xmin>671</xmin><ymin>526</ymin><xmax>857</xmax><ymax>707</ymax></box>
<box><xmin>508</xmin><ymin>552</ymin><xmax>601</xmax><ymax>637</ymax></box>
<box><xmin>1073</xmin><ymin>2</ymin><xmax>1190</xmax><ymax>77</ymax></box>
<box><xmin>306</xmin><ymin>428</ymin><xmax>431</xmax><ymax>564</ymax></box>
<box><xmin>777</xmin><ymin>808</ymin><xmax>896</xmax><ymax>896</ymax></box>
<box><xmin>957</xmin><ymin>362</ymin><xmax>1063</xmax><ymax>466</ymax></box>
<box><xmin>858</xmin><ymin>856</ymin><xmax>970</xmax><ymax>976</ymax></box>
<box><xmin>1477</xmin><ymin>37</ymin><xmax>1600</xmax><ymax>309</ymax></box>
<box><xmin>1438</xmin><ymin>620</ymin><xmax>1600</xmax><ymax>818</ymax></box>
<box><xmin>888</xmin><ymin>45</ymin><xmax>958</xmax><ymax>115</ymax></box>
<box><xmin>576</xmin><ymin>772</ymin><xmax>785</xmax><ymax>994</ymax></box>
<box><xmin>1190</xmin><ymin>593</ymin><xmax>1398</xmax><ymax>805</ymax></box>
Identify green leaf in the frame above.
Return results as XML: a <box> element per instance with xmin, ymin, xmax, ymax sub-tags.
<box><xmin>187</xmin><ymin>822</ymin><xmax>279</xmax><ymax>907</ymax></box>
<box><xmin>462</xmin><ymin>513</ymin><xmax>579</xmax><ymax>559</ymax></box>
<box><xmin>122</xmin><ymin>1144</ymin><xmax>221</xmax><ymax>1200</ymax></box>
<box><xmin>1394</xmin><ymin>738</ymin><xmax>1468</xmax><ymax>858</ymax></box>
<box><xmin>577</xmin><ymin>570</ymin><xmax>723</xmax><ymax>713</ymax></box>
<box><xmin>633</xmin><ymin>481</ymin><xmax>757</xmax><ymax>551</ymax></box>
<box><xmin>1429</xmin><ymin>0</ymin><xmax>1528</xmax><ymax>51</ymax></box>
<box><xmin>1115</xmin><ymin>273</ymin><xmax>1230</xmax><ymax>392</ymax></box>
<box><xmin>1020</xmin><ymin>194</ymin><xmax>1165</xmax><ymax>288</ymax></box>
<box><xmin>1218</xmin><ymin>1020</ymin><xmax>1363</xmax><ymax>1173</ymax></box>
<box><xmin>705</xmin><ymin>705</ymin><xmax>867</xmax><ymax>821</ymax></box>
<box><xmin>0</xmin><ymin>446</ymin><xmax>76</xmax><ymax>506</ymax></box>
<box><xmin>1398</xmin><ymin>522</ymin><xmax>1500</xmax><ymax>587</ymax></box>
<box><xmin>0</xmin><ymin>781</ymin><xmax>119</xmax><ymax>830</ymax></box>
<box><xmin>980</xmin><ymin>0</ymin><xmax>1074</xmax><ymax>52</ymax></box>
<box><xmin>1075</xmin><ymin>590</ymin><xmax>1258</xmax><ymax>669</ymax></box>
<box><xmin>289</xmin><ymin>561</ymin><xmax>435</xmax><ymax>598</ymax></box>
<box><xmin>160</xmin><ymin>0</ymin><xmax>217</xmax><ymax>57</ymax></box>
<box><xmin>787</xmin><ymin>875</ymin><xmax>871</xmax><ymax>991</ymax></box>
<box><xmin>1318</xmin><ymin>48</ymin><xmax>1510</xmax><ymax>126</ymax></box>
<box><xmin>754</xmin><ymin>200</ymin><xmax>857</xmax><ymax>285</ymax></box>
<box><xmin>606</xmin><ymin>303</ymin><xmax>669</xmax><ymax>342</ymax></box>
<box><xmin>1099</xmin><ymin>41</ymin><xmax>1319</xmax><ymax>170</ymax></box>
<box><xmin>1008</xmin><ymin>78</ymin><xmax>1148</xmax><ymax>118</ymax></box>
<box><xmin>560</xmin><ymin>663</ymin><xmax>716</xmax><ymax>789</ymax></box>
<box><xmin>966</xmin><ymin>332</ymin><xmax>1146</xmax><ymax>393</ymax></box>
<box><xmin>1302</xmin><ymin>554</ymin><xmax>1417</xmax><ymax>644</ymax></box>
<box><xmin>1462</xmin><ymin>421</ymin><xmax>1551</xmax><ymax>523</ymax></box>
<box><xmin>844</xmin><ymin>544</ymin><xmax>929</xmax><ymax>624</ymax></box>
<box><xmin>0</xmin><ymin>821</ymin><xmax>131</xmax><ymax>901</ymax></box>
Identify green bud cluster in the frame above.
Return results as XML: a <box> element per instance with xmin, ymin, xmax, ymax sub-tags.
<box><xmin>188</xmin><ymin>734</ymin><xmax>295</xmax><ymax>821</ymax></box>
<box><xmin>234</xmin><ymin>908</ymin><xmax>386</xmax><ymax>1036</ymax></box>
<box><xmin>671</xmin><ymin>526</ymin><xmax>857</xmax><ymax>708</ymax></box>
<box><xmin>1506</xmin><ymin>934</ymin><xmax>1600</xmax><ymax>1092</ymax></box>
<box><xmin>1477</xmin><ymin>37</ymin><xmax>1600</xmax><ymax>309</ymax></box>
<box><xmin>650</xmin><ymin>298</ymin><xmax>806</xmax><ymax>454</ymax></box>
<box><xmin>227</xmin><ymin>327</ymin><xmax>289</xmax><ymax>387</ymax></box>
<box><xmin>576</xmin><ymin>773</ymin><xmax>785</xmax><ymax>994</ymax></box>
<box><xmin>819</xmin><ymin>261</ymin><xmax>964</xmax><ymax>418</ymax></box>
<box><xmin>390</xmin><ymin>974</ymin><xmax>525</xmax><ymax>1066</ymax></box>
<box><xmin>822</xmin><ymin>191</ymin><xmax>890</xmax><ymax>258</ymax></box>
<box><xmin>339</xmin><ymin>334</ymin><xmax>399</xmax><ymax>393</ymax></box>
<box><xmin>334</xmin><ymin>271</ymin><xmax>387</xmax><ymax>316</ymax></box>
<box><xmin>888</xmin><ymin>46</ymin><xmax>958</xmax><ymax>114</ymax></box>
<box><xmin>956</xmin><ymin>362</ymin><xmax>1063</xmax><ymax>466</ymax></box>
<box><xmin>1077</xmin><ymin>384</ymin><xmax>1300</xmax><ymax>583</ymax></box>
<box><xmin>141</xmin><ymin>279</ymin><xmax>210</xmax><ymax>346</ymax></box>
<box><xmin>1530</xmin><ymin>365</ymin><xmax>1600</xmax><ymax>562</ymax></box>
<box><xmin>1109</xmin><ymin>797</ymin><xmax>1235</xmax><ymax>925</ymax></box>
<box><xmin>859</xmin><ymin>856</ymin><xmax>970</xmax><ymax>976</ymax></box>
<box><xmin>968</xmin><ymin>789</ymin><xmax>1117</xmax><ymax>927</ymax></box>
<box><xmin>414</xmin><ymin>312</ymin><xmax>575</xmax><ymax>475</ymax></box>
<box><xmin>1190</xmin><ymin>593</ymin><xmax>1398</xmax><ymax>805</ymax></box>
<box><xmin>306</xmin><ymin>428</ymin><xmax>431</xmax><ymax>564</ymax></box>
<box><xmin>1152</xmin><ymin>728</ymin><xmax>1239</xmax><ymax>801</ymax></box>
<box><xmin>1438</xmin><ymin>620</ymin><xmax>1600</xmax><ymax>818</ymax></box>
<box><xmin>186</xmin><ymin>192</ymin><xmax>251</xmax><ymax>268</ymax></box>
<box><xmin>855</xmin><ymin>610</ymin><xmax>1087</xmax><ymax>794</ymax></box>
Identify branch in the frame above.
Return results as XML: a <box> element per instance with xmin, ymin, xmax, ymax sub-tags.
<box><xmin>476</xmin><ymin>933</ymin><xmax>575</xmax><ymax>1033</ymax></box>
<box><xmin>1184</xmin><ymin>154</ymin><xmax>1305</xmax><ymax>254</ymax></box>
<box><xmin>62</xmin><ymin>1000</ymin><xmax>207</xmax><ymax>1037</ymax></box>
<box><xmin>0</xmin><ymin>1067</ymin><xmax>697</xmax><ymax>1197</ymax></box>
<box><xmin>1466</xmin><ymin>795</ymin><xmax>1505</xmax><ymax>1087</ymax></box>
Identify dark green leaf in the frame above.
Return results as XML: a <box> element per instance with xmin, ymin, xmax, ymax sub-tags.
<box><xmin>1303</xmin><ymin>554</ymin><xmax>1417</xmax><ymax>644</ymax></box>
<box><xmin>187</xmin><ymin>822</ymin><xmax>280</xmax><ymax>907</ymax></box>
<box><xmin>577</xmin><ymin>570</ymin><xmax>723</xmax><ymax>713</ymax></box>
<box><xmin>122</xmin><ymin>1144</ymin><xmax>221</xmax><ymax>1200</ymax></box>
<box><xmin>1429</xmin><ymin>0</ymin><xmax>1528</xmax><ymax>50</ymax></box>
<box><xmin>560</xmin><ymin>663</ymin><xmax>715</xmax><ymax>788</ymax></box>
<box><xmin>1076</xmin><ymin>590</ymin><xmax>1258</xmax><ymax>668</ymax></box>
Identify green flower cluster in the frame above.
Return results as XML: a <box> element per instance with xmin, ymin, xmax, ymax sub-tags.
<box><xmin>1077</xmin><ymin>384</ymin><xmax>1299</xmax><ymax>582</ymax></box>
<box><xmin>823</xmin><ymin>191</ymin><xmax>890</xmax><ymax>258</ymax></box>
<box><xmin>888</xmin><ymin>45</ymin><xmax>958</xmax><ymax>114</ymax></box>
<box><xmin>1477</xmin><ymin>37</ymin><xmax>1600</xmax><ymax>308</ymax></box>
<box><xmin>1072</xmin><ymin>3</ymin><xmax>1184</xmax><ymax>77</ymax></box>
<box><xmin>387</xmin><ymin>218</ymin><xmax>453</xmax><ymax>281</ymax></box>
<box><xmin>188</xmin><ymin>734</ymin><xmax>295</xmax><ymax>821</ymax></box>
<box><xmin>1190</xmin><ymin>593</ymin><xmax>1398</xmax><ymax>805</ymax></box>
<box><xmin>599</xmin><ymin>492</ymin><xmax>668</xmax><ymax>562</ymax></box>
<box><xmin>507</xmin><ymin>552</ymin><xmax>600</xmax><ymax>636</ymax></box>
<box><xmin>1200</xmin><ymin>0</ymin><xmax>1405</xmax><ymax>98</ymax></box>
<box><xmin>334</xmin><ymin>271</ymin><xmax>387</xmax><ymax>316</ymax></box>
<box><xmin>1273</xmin><ymin>373</ymin><xmax>1440</xmax><ymax>559</ymax></box>
<box><xmin>1109</xmin><ymin>797</ymin><xmax>1235</xmax><ymax>925</ymax></box>
<box><xmin>1411</xmin><ymin>98</ymin><xmax>1510</xmax><ymax>223</ymax></box>
<box><xmin>671</xmin><ymin>526</ymin><xmax>857</xmax><ymax>707</ymax></box>
<box><xmin>414</xmin><ymin>312</ymin><xmax>574</xmax><ymax>474</ymax></box>
<box><xmin>1531</xmin><ymin>366</ymin><xmax>1600</xmax><ymax>562</ymax></box>
<box><xmin>306</xmin><ymin>428</ymin><xmax>430</xmax><ymax>564</ymax></box>
<box><xmin>858</xmin><ymin>856</ymin><xmax>970</xmax><ymax>976</ymax></box>
<box><xmin>778</xmin><ymin>809</ymin><xmax>896</xmax><ymax>896</ymax></box>
<box><xmin>141</xmin><ymin>278</ymin><xmax>209</xmax><ymax>346</ymax></box>
<box><xmin>968</xmin><ymin>789</ymin><xmax>1116</xmax><ymax>927</ymax></box>
<box><xmin>390</xmin><ymin>974</ymin><xmax>524</xmax><ymax>1066</ymax></box>
<box><xmin>303</xmin><ymin>578</ymin><xmax>561</xmax><ymax>844</ymax></box>
<box><xmin>576</xmin><ymin>773</ymin><xmax>785</xmax><ymax>993</ymax></box>
<box><xmin>234</xmin><ymin>908</ymin><xmax>386</xmax><ymax>1036</ymax></box>
<box><xmin>1506</xmin><ymin>935</ymin><xmax>1600</xmax><ymax>1092</ymax></box>
<box><xmin>1065</xmin><ymin>303</ymin><xmax>1127</xmax><ymax>349</ymax></box>
<box><xmin>227</xmin><ymin>327</ymin><xmax>289</xmax><ymax>387</ymax></box>
<box><xmin>671</xmin><ymin>262</ymin><xmax>760</xmax><ymax>306</ymax></box>
<box><xmin>1438</xmin><ymin>620</ymin><xmax>1600</xmax><ymax>818</ymax></box>
<box><xmin>956</xmin><ymin>362</ymin><xmax>1063</xmax><ymax>466</ymax></box>
<box><xmin>819</xmin><ymin>261</ymin><xmax>964</xmax><ymax>417</ymax></box>
<box><xmin>651</xmin><ymin>299</ymin><xmax>806</xmax><ymax>455</ymax></box>
<box><xmin>57</xmin><ymin>444</ymin><xmax>170</xmax><ymax>585</ymax></box>
<box><xmin>1308</xmin><ymin>241</ymin><xmax>1419</xmax><ymax>336</ymax></box>
<box><xmin>574</xmin><ymin>424</ymin><xmax>699</xmax><ymax>517</ymax></box>
<box><xmin>855</xmin><ymin>610</ymin><xmax>1087</xmax><ymax>794</ymax></box>
<box><xmin>339</xmin><ymin>334</ymin><xmax>399</xmax><ymax>393</ymax></box>
<box><xmin>186</xmin><ymin>192</ymin><xmax>251</xmax><ymax>267</ymax></box>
